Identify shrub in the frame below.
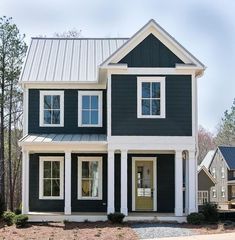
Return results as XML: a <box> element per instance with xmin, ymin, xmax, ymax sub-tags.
<box><xmin>107</xmin><ymin>212</ymin><xmax>125</xmax><ymax>224</ymax></box>
<box><xmin>14</xmin><ymin>214</ymin><xmax>28</xmax><ymax>228</ymax></box>
<box><xmin>14</xmin><ymin>208</ymin><xmax>22</xmax><ymax>215</ymax></box>
<box><xmin>187</xmin><ymin>212</ymin><xmax>205</xmax><ymax>225</ymax></box>
<box><xmin>201</xmin><ymin>203</ymin><xmax>219</xmax><ymax>223</ymax></box>
<box><xmin>3</xmin><ymin>211</ymin><xmax>15</xmax><ymax>226</ymax></box>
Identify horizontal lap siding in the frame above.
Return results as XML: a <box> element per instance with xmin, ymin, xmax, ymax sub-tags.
<box><xmin>28</xmin><ymin>89</ymin><xmax>106</xmax><ymax>134</ymax></box>
<box><xmin>71</xmin><ymin>153</ymin><xmax>107</xmax><ymax>212</ymax></box>
<box><xmin>112</xmin><ymin>75</ymin><xmax>192</xmax><ymax>136</ymax></box>
<box><xmin>29</xmin><ymin>153</ymin><xmax>64</xmax><ymax>212</ymax></box>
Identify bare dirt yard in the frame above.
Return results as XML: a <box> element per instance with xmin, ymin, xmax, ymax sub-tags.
<box><xmin>0</xmin><ymin>221</ymin><xmax>235</xmax><ymax>240</ymax></box>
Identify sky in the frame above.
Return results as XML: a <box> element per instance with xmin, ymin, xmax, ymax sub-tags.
<box><xmin>1</xmin><ymin>0</ymin><xmax>235</xmax><ymax>133</ymax></box>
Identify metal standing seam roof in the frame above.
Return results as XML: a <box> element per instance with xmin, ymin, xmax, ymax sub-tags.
<box><xmin>20</xmin><ymin>38</ymin><xmax>128</xmax><ymax>83</ymax></box>
<box><xmin>19</xmin><ymin>134</ymin><xmax>107</xmax><ymax>144</ymax></box>
<box><xmin>219</xmin><ymin>146</ymin><xmax>235</xmax><ymax>170</ymax></box>
<box><xmin>199</xmin><ymin>150</ymin><xmax>216</xmax><ymax>170</ymax></box>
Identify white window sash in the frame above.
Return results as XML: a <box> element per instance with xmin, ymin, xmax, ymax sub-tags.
<box><xmin>198</xmin><ymin>191</ymin><xmax>208</xmax><ymax>205</ymax></box>
<box><xmin>39</xmin><ymin>156</ymin><xmax>64</xmax><ymax>200</ymax></box>
<box><xmin>77</xmin><ymin>157</ymin><xmax>102</xmax><ymax>200</ymax></box>
<box><xmin>39</xmin><ymin>91</ymin><xmax>64</xmax><ymax>127</ymax></box>
<box><xmin>137</xmin><ymin>77</ymin><xmax>166</xmax><ymax>119</ymax></box>
<box><xmin>78</xmin><ymin>91</ymin><xmax>103</xmax><ymax>127</ymax></box>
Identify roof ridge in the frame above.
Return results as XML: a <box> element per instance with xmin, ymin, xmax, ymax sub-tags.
<box><xmin>31</xmin><ymin>37</ymin><xmax>129</xmax><ymax>40</ymax></box>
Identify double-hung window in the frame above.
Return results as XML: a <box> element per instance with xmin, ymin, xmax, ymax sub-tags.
<box><xmin>221</xmin><ymin>167</ymin><xmax>225</xmax><ymax>178</ymax></box>
<box><xmin>137</xmin><ymin>77</ymin><xmax>165</xmax><ymax>118</ymax></box>
<box><xmin>198</xmin><ymin>191</ymin><xmax>208</xmax><ymax>205</ymax></box>
<box><xmin>40</xmin><ymin>91</ymin><xmax>64</xmax><ymax>127</ymax></box>
<box><xmin>78</xmin><ymin>91</ymin><xmax>102</xmax><ymax>127</ymax></box>
<box><xmin>212</xmin><ymin>188</ymin><xmax>216</xmax><ymax>198</ymax></box>
<box><xmin>77</xmin><ymin>157</ymin><xmax>102</xmax><ymax>200</ymax></box>
<box><xmin>39</xmin><ymin>157</ymin><xmax>64</xmax><ymax>199</ymax></box>
<box><xmin>221</xmin><ymin>187</ymin><xmax>225</xmax><ymax>198</ymax></box>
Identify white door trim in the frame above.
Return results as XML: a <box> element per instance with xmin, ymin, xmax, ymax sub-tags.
<box><xmin>132</xmin><ymin>157</ymin><xmax>157</xmax><ymax>211</ymax></box>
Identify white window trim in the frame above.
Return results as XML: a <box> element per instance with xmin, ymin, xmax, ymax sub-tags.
<box><xmin>221</xmin><ymin>167</ymin><xmax>225</xmax><ymax>179</ymax></box>
<box><xmin>198</xmin><ymin>191</ymin><xmax>208</xmax><ymax>205</ymax></box>
<box><xmin>212</xmin><ymin>188</ymin><xmax>216</xmax><ymax>198</ymax></box>
<box><xmin>137</xmin><ymin>76</ymin><xmax>166</xmax><ymax>118</ymax></box>
<box><xmin>221</xmin><ymin>187</ymin><xmax>225</xmax><ymax>198</ymax></box>
<box><xmin>77</xmin><ymin>156</ymin><xmax>103</xmax><ymax>200</ymax></box>
<box><xmin>39</xmin><ymin>156</ymin><xmax>64</xmax><ymax>200</ymax></box>
<box><xmin>39</xmin><ymin>91</ymin><xmax>64</xmax><ymax>127</ymax></box>
<box><xmin>78</xmin><ymin>91</ymin><xmax>103</xmax><ymax>127</ymax></box>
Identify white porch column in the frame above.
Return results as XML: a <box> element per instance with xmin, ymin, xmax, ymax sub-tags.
<box><xmin>107</xmin><ymin>149</ymin><xmax>115</xmax><ymax>214</ymax></box>
<box><xmin>121</xmin><ymin>149</ymin><xmax>128</xmax><ymax>216</ymax></box>
<box><xmin>175</xmin><ymin>150</ymin><xmax>183</xmax><ymax>216</ymax></box>
<box><xmin>188</xmin><ymin>150</ymin><xmax>197</xmax><ymax>213</ymax></box>
<box><xmin>64</xmin><ymin>151</ymin><xmax>71</xmax><ymax>215</ymax></box>
<box><xmin>185</xmin><ymin>155</ymin><xmax>189</xmax><ymax>214</ymax></box>
<box><xmin>22</xmin><ymin>150</ymin><xmax>29</xmax><ymax>214</ymax></box>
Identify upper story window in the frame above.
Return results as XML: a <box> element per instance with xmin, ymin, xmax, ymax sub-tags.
<box><xmin>78</xmin><ymin>91</ymin><xmax>102</xmax><ymax>127</ymax></box>
<box><xmin>212</xmin><ymin>168</ymin><xmax>216</xmax><ymax>178</ymax></box>
<box><xmin>39</xmin><ymin>156</ymin><xmax>64</xmax><ymax>200</ymax></box>
<box><xmin>39</xmin><ymin>91</ymin><xmax>64</xmax><ymax>127</ymax></box>
<box><xmin>77</xmin><ymin>157</ymin><xmax>102</xmax><ymax>200</ymax></box>
<box><xmin>221</xmin><ymin>167</ymin><xmax>225</xmax><ymax>178</ymax></box>
<box><xmin>221</xmin><ymin>187</ymin><xmax>225</xmax><ymax>198</ymax></box>
<box><xmin>137</xmin><ymin>77</ymin><xmax>165</xmax><ymax>118</ymax></box>
<box><xmin>212</xmin><ymin>188</ymin><xmax>216</xmax><ymax>198</ymax></box>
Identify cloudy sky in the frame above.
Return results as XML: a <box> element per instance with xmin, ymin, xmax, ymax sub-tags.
<box><xmin>1</xmin><ymin>0</ymin><xmax>234</xmax><ymax>133</ymax></box>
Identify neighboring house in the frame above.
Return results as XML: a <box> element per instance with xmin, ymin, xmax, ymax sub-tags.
<box><xmin>197</xmin><ymin>164</ymin><xmax>216</xmax><ymax>206</ymax></box>
<box><xmin>208</xmin><ymin>146</ymin><xmax>235</xmax><ymax>209</ymax></box>
<box><xmin>19</xmin><ymin>19</ymin><xmax>205</xmax><ymax>222</ymax></box>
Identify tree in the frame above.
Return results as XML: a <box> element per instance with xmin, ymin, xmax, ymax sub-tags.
<box><xmin>0</xmin><ymin>16</ymin><xmax>27</xmax><ymax>210</ymax></box>
<box><xmin>215</xmin><ymin>99</ymin><xmax>235</xmax><ymax>146</ymax></box>
<box><xmin>198</xmin><ymin>125</ymin><xmax>215</xmax><ymax>164</ymax></box>
<box><xmin>53</xmin><ymin>28</ymin><xmax>82</xmax><ymax>38</ymax></box>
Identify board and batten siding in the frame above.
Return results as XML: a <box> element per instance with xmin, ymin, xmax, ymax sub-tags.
<box><xmin>28</xmin><ymin>89</ymin><xmax>106</xmax><ymax>134</ymax></box>
<box><xmin>71</xmin><ymin>153</ymin><xmax>107</xmax><ymax>212</ymax></box>
<box><xmin>29</xmin><ymin>153</ymin><xmax>64</xmax><ymax>212</ymax></box>
<box><xmin>119</xmin><ymin>33</ymin><xmax>184</xmax><ymax>67</ymax></box>
<box><xmin>111</xmin><ymin>75</ymin><xmax>192</xmax><ymax>136</ymax></box>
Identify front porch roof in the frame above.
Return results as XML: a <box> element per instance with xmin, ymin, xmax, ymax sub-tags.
<box><xmin>19</xmin><ymin>134</ymin><xmax>107</xmax><ymax>145</ymax></box>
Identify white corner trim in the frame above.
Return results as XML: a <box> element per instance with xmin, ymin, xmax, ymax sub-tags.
<box><xmin>39</xmin><ymin>156</ymin><xmax>64</xmax><ymax>200</ymax></box>
<box><xmin>64</xmin><ymin>151</ymin><xmax>72</xmax><ymax>215</ymax></box>
<box><xmin>22</xmin><ymin>150</ymin><xmax>29</xmax><ymax>214</ymax></box>
<box><xmin>39</xmin><ymin>90</ymin><xmax>64</xmax><ymax>127</ymax></box>
<box><xmin>78</xmin><ymin>91</ymin><xmax>103</xmax><ymax>127</ymax></box>
<box><xmin>77</xmin><ymin>156</ymin><xmax>103</xmax><ymax>200</ymax></box>
<box><xmin>137</xmin><ymin>76</ymin><xmax>166</xmax><ymax>119</ymax></box>
<box><xmin>132</xmin><ymin>157</ymin><xmax>157</xmax><ymax>212</ymax></box>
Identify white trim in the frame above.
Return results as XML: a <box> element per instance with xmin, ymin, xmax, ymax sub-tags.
<box><xmin>137</xmin><ymin>77</ymin><xmax>165</xmax><ymax>118</ymax></box>
<box><xmin>101</xmin><ymin>19</ymin><xmax>205</xmax><ymax>69</ymax></box>
<box><xmin>39</xmin><ymin>91</ymin><xmax>64</xmax><ymax>127</ymax></box>
<box><xmin>78</xmin><ymin>91</ymin><xmax>103</xmax><ymax>127</ymax></box>
<box><xmin>212</xmin><ymin>187</ymin><xmax>217</xmax><ymax>198</ymax></box>
<box><xmin>132</xmin><ymin>157</ymin><xmax>157</xmax><ymax>212</ymax></box>
<box><xmin>121</xmin><ymin>150</ymin><xmax>128</xmax><ymax>215</ymax></box>
<box><xmin>22</xmin><ymin>150</ymin><xmax>29</xmax><ymax>214</ymax></box>
<box><xmin>39</xmin><ymin>156</ymin><xmax>64</xmax><ymax>200</ymax></box>
<box><xmin>107</xmin><ymin>150</ymin><xmax>115</xmax><ymax>213</ymax></box>
<box><xmin>198</xmin><ymin>191</ymin><xmax>208</xmax><ymax>205</ymax></box>
<box><xmin>175</xmin><ymin>150</ymin><xmax>183</xmax><ymax>216</ymax></box>
<box><xmin>64</xmin><ymin>151</ymin><xmax>71</xmax><ymax>215</ymax></box>
<box><xmin>77</xmin><ymin>156</ymin><xmax>103</xmax><ymax>200</ymax></box>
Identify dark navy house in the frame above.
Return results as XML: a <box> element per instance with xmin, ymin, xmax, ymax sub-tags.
<box><xmin>19</xmin><ymin>19</ymin><xmax>205</xmax><ymax>222</ymax></box>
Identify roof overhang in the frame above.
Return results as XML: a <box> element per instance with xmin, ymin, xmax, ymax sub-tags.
<box><xmin>198</xmin><ymin>165</ymin><xmax>216</xmax><ymax>184</ymax></box>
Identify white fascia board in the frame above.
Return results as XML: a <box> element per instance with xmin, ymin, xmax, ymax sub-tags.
<box><xmin>101</xmin><ymin>19</ymin><xmax>205</xmax><ymax>69</ymax></box>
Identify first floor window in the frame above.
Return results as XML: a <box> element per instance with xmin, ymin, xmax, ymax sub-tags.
<box><xmin>198</xmin><ymin>191</ymin><xmax>208</xmax><ymax>205</ymax></box>
<box><xmin>78</xmin><ymin>157</ymin><xmax>102</xmax><ymax>199</ymax></box>
<box><xmin>221</xmin><ymin>187</ymin><xmax>225</xmax><ymax>198</ymax></box>
<box><xmin>39</xmin><ymin>157</ymin><xmax>64</xmax><ymax>199</ymax></box>
<box><xmin>40</xmin><ymin>91</ymin><xmax>64</xmax><ymax>127</ymax></box>
<box><xmin>212</xmin><ymin>188</ymin><xmax>216</xmax><ymax>198</ymax></box>
<box><xmin>78</xmin><ymin>91</ymin><xmax>102</xmax><ymax>127</ymax></box>
<box><xmin>137</xmin><ymin>77</ymin><xmax>165</xmax><ymax>118</ymax></box>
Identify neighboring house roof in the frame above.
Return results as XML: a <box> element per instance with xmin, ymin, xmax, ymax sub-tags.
<box><xmin>101</xmin><ymin>19</ymin><xmax>205</xmax><ymax>72</ymax></box>
<box><xmin>199</xmin><ymin>150</ymin><xmax>215</xmax><ymax>170</ymax></box>
<box><xmin>19</xmin><ymin>134</ymin><xmax>107</xmax><ymax>145</ymax></box>
<box><xmin>218</xmin><ymin>146</ymin><xmax>235</xmax><ymax>170</ymax></box>
<box><xmin>198</xmin><ymin>165</ymin><xmax>216</xmax><ymax>184</ymax></box>
<box><xmin>20</xmin><ymin>38</ymin><xmax>127</xmax><ymax>83</ymax></box>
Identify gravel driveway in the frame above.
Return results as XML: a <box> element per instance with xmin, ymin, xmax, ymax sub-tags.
<box><xmin>131</xmin><ymin>223</ymin><xmax>196</xmax><ymax>239</ymax></box>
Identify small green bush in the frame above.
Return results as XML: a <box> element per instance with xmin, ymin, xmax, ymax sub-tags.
<box><xmin>107</xmin><ymin>212</ymin><xmax>125</xmax><ymax>224</ymax></box>
<box><xmin>201</xmin><ymin>203</ymin><xmax>219</xmax><ymax>223</ymax></box>
<box><xmin>187</xmin><ymin>212</ymin><xmax>205</xmax><ymax>225</ymax></box>
<box><xmin>14</xmin><ymin>208</ymin><xmax>22</xmax><ymax>215</ymax></box>
<box><xmin>3</xmin><ymin>211</ymin><xmax>15</xmax><ymax>226</ymax></box>
<box><xmin>14</xmin><ymin>214</ymin><xmax>28</xmax><ymax>228</ymax></box>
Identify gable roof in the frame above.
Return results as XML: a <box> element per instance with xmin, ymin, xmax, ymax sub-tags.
<box><xmin>20</xmin><ymin>38</ymin><xmax>128</xmax><ymax>83</ymax></box>
<box><xmin>218</xmin><ymin>146</ymin><xmax>235</xmax><ymax>170</ymax></box>
<box><xmin>199</xmin><ymin>150</ymin><xmax>215</xmax><ymax>170</ymax></box>
<box><xmin>198</xmin><ymin>165</ymin><xmax>216</xmax><ymax>184</ymax></box>
<box><xmin>101</xmin><ymin>19</ymin><xmax>205</xmax><ymax>71</ymax></box>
